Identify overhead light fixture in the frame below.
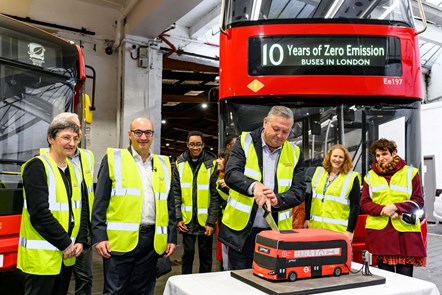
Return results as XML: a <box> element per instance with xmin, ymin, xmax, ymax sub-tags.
<box><xmin>379</xmin><ymin>0</ymin><xmax>400</xmax><ymax>20</ymax></box>
<box><xmin>251</xmin><ymin>0</ymin><xmax>263</xmax><ymax>20</ymax></box>
<box><xmin>184</xmin><ymin>90</ymin><xmax>204</xmax><ymax>96</ymax></box>
<box><xmin>163</xmin><ymin>102</ymin><xmax>181</xmax><ymax>106</ymax></box>
<box><xmin>161</xmin><ymin>120</ymin><xmax>166</xmax><ymax>124</ymax></box>
<box><xmin>202</xmin><ymin>103</ymin><xmax>208</xmax><ymax>109</ymax></box>
<box><xmin>325</xmin><ymin>0</ymin><xmax>344</xmax><ymax>18</ymax></box>
<box><xmin>181</xmin><ymin>80</ymin><xmax>204</xmax><ymax>85</ymax></box>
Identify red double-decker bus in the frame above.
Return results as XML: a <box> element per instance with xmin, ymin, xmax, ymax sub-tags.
<box><xmin>218</xmin><ymin>0</ymin><xmax>427</xmax><ymax>262</ymax></box>
<box><xmin>0</xmin><ymin>14</ymin><xmax>86</xmax><ymax>272</ymax></box>
<box><xmin>253</xmin><ymin>229</ymin><xmax>352</xmax><ymax>281</ymax></box>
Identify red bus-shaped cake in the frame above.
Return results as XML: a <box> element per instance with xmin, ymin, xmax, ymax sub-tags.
<box><xmin>253</xmin><ymin>228</ymin><xmax>351</xmax><ymax>281</ymax></box>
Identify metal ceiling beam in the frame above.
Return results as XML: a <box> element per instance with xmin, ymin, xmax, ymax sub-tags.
<box><xmin>162</xmin><ymin>94</ymin><xmax>213</xmax><ymax>103</ymax></box>
<box><xmin>163</xmin><ymin>58</ymin><xmax>218</xmax><ymax>73</ymax></box>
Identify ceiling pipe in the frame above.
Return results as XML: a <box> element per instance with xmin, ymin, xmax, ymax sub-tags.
<box><xmin>159</xmin><ymin>34</ymin><xmax>177</xmax><ymax>59</ymax></box>
<box><xmin>416</xmin><ymin>0</ymin><xmax>428</xmax><ymax>35</ymax></box>
<box><xmin>158</xmin><ymin>24</ymin><xmax>177</xmax><ymax>59</ymax></box>
<box><xmin>112</xmin><ymin>0</ymin><xmax>140</xmax><ymax>51</ymax></box>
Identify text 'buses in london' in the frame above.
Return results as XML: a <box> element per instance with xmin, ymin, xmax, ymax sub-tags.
<box><xmin>217</xmin><ymin>0</ymin><xmax>427</xmax><ymax>263</ymax></box>
<box><xmin>0</xmin><ymin>14</ymin><xmax>87</xmax><ymax>271</ymax></box>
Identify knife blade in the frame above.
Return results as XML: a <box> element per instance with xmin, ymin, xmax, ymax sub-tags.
<box><xmin>263</xmin><ymin>203</ymin><xmax>279</xmax><ymax>231</ymax></box>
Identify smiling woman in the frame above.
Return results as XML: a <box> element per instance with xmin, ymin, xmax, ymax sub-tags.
<box><xmin>17</xmin><ymin>116</ymin><xmax>89</xmax><ymax>295</ymax></box>
<box><xmin>305</xmin><ymin>144</ymin><xmax>361</xmax><ymax>243</ymax></box>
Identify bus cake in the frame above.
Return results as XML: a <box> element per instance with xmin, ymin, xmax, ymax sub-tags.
<box><xmin>252</xmin><ymin>228</ymin><xmax>351</xmax><ymax>281</ymax></box>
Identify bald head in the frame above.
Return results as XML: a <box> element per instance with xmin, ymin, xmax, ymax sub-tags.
<box><xmin>130</xmin><ymin>118</ymin><xmax>154</xmax><ymax>131</ymax></box>
<box><xmin>128</xmin><ymin>117</ymin><xmax>154</xmax><ymax>160</ymax></box>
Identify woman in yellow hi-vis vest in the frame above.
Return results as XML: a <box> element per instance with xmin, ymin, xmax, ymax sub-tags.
<box><xmin>361</xmin><ymin>138</ymin><xmax>426</xmax><ymax>277</ymax></box>
<box><xmin>305</xmin><ymin>144</ymin><xmax>361</xmax><ymax>242</ymax></box>
<box><xmin>18</xmin><ymin>117</ymin><xmax>88</xmax><ymax>295</ymax></box>
<box><xmin>214</xmin><ymin>147</ymin><xmax>231</xmax><ymax>271</ymax></box>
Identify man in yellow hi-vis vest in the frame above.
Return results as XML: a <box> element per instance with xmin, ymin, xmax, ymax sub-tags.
<box><xmin>219</xmin><ymin>106</ymin><xmax>306</xmax><ymax>270</ymax></box>
<box><xmin>173</xmin><ymin>131</ymin><xmax>219</xmax><ymax>274</ymax></box>
<box><xmin>92</xmin><ymin>118</ymin><xmax>176</xmax><ymax>295</ymax></box>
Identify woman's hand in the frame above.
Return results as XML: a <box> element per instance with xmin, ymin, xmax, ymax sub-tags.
<box><xmin>217</xmin><ymin>179</ymin><xmax>228</xmax><ymax>189</ymax></box>
<box><xmin>381</xmin><ymin>204</ymin><xmax>398</xmax><ymax>217</ymax></box>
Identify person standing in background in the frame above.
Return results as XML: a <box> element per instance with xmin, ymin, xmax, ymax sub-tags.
<box><xmin>214</xmin><ymin>147</ymin><xmax>231</xmax><ymax>270</ymax></box>
<box><xmin>304</xmin><ymin>144</ymin><xmax>361</xmax><ymax>242</ymax></box>
<box><xmin>225</xmin><ymin>135</ymin><xmax>238</xmax><ymax>150</ymax></box>
<box><xmin>18</xmin><ymin>117</ymin><xmax>88</xmax><ymax>295</ymax></box>
<box><xmin>92</xmin><ymin>117</ymin><xmax>176</xmax><ymax>294</ymax></box>
<box><xmin>174</xmin><ymin>131</ymin><xmax>219</xmax><ymax>274</ymax></box>
<box><xmin>360</xmin><ymin>138</ymin><xmax>426</xmax><ymax>277</ymax></box>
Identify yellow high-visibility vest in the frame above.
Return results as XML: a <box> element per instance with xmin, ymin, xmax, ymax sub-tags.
<box><xmin>310</xmin><ymin>167</ymin><xmax>361</xmax><ymax>233</ymax></box>
<box><xmin>222</xmin><ymin>132</ymin><xmax>300</xmax><ymax>231</ymax></box>
<box><xmin>106</xmin><ymin>148</ymin><xmax>171</xmax><ymax>254</ymax></box>
<box><xmin>18</xmin><ymin>155</ymin><xmax>81</xmax><ymax>274</ymax></box>
<box><xmin>365</xmin><ymin>166</ymin><xmax>421</xmax><ymax>232</ymax></box>
<box><xmin>177</xmin><ymin>159</ymin><xmax>214</xmax><ymax>226</ymax></box>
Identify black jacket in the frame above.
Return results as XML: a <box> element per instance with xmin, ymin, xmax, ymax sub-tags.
<box><xmin>173</xmin><ymin>150</ymin><xmax>220</xmax><ymax>234</ymax></box>
<box><xmin>91</xmin><ymin>147</ymin><xmax>177</xmax><ymax>249</ymax></box>
<box><xmin>218</xmin><ymin>127</ymin><xmax>306</xmax><ymax>252</ymax></box>
<box><xmin>22</xmin><ymin>158</ymin><xmax>89</xmax><ymax>252</ymax></box>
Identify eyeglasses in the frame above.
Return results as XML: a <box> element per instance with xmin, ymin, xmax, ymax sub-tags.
<box><xmin>131</xmin><ymin>130</ymin><xmax>154</xmax><ymax>138</ymax></box>
<box><xmin>188</xmin><ymin>143</ymin><xmax>203</xmax><ymax>148</ymax></box>
<box><xmin>57</xmin><ymin>135</ymin><xmax>80</xmax><ymax>143</ymax></box>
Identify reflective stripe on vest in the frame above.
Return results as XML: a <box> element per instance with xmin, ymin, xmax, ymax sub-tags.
<box><xmin>178</xmin><ymin>160</ymin><xmax>213</xmax><ymax>226</ymax></box>
<box><xmin>19</xmin><ymin>237</ymin><xmax>76</xmax><ymax>251</ymax></box>
<box><xmin>310</xmin><ymin>167</ymin><xmax>360</xmax><ymax>233</ymax></box>
<box><xmin>106</xmin><ymin>148</ymin><xmax>170</xmax><ymax>254</ymax></box>
<box><xmin>365</xmin><ymin>166</ymin><xmax>420</xmax><ymax>233</ymax></box>
<box><xmin>222</xmin><ymin>132</ymin><xmax>299</xmax><ymax>231</ymax></box>
<box><xmin>111</xmin><ymin>149</ymin><xmax>141</xmax><ymax>197</ymax></box>
<box><xmin>79</xmin><ymin>148</ymin><xmax>95</xmax><ymax>219</ymax></box>
<box><xmin>18</xmin><ymin>155</ymin><xmax>81</xmax><ymax>274</ymax></box>
<box><xmin>152</xmin><ymin>154</ymin><xmax>171</xmax><ymax>253</ymax></box>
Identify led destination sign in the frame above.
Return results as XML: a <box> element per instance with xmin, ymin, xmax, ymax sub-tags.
<box><xmin>248</xmin><ymin>35</ymin><xmax>401</xmax><ymax>76</ymax></box>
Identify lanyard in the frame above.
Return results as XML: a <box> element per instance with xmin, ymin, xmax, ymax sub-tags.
<box><xmin>323</xmin><ymin>172</ymin><xmax>340</xmax><ymax>196</ymax></box>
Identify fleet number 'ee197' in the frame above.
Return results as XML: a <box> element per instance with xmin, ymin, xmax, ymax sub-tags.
<box><xmin>384</xmin><ymin>78</ymin><xmax>402</xmax><ymax>85</ymax></box>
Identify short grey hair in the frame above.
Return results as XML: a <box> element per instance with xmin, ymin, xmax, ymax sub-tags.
<box><xmin>47</xmin><ymin>116</ymin><xmax>80</xmax><ymax>146</ymax></box>
<box><xmin>53</xmin><ymin>112</ymin><xmax>79</xmax><ymax>123</ymax></box>
<box><xmin>267</xmin><ymin>106</ymin><xmax>293</xmax><ymax>122</ymax></box>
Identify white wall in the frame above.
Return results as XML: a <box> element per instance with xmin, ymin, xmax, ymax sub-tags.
<box><xmin>421</xmin><ymin>101</ymin><xmax>442</xmax><ymax>189</ymax></box>
<box><xmin>427</xmin><ymin>56</ymin><xmax>442</xmax><ymax>104</ymax></box>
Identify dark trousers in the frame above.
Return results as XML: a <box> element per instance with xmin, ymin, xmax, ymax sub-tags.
<box><xmin>24</xmin><ymin>263</ymin><xmax>73</xmax><ymax>295</ymax></box>
<box><xmin>103</xmin><ymin>229</ymin><xmax>159</xmax><ymax>295</ymax></box>
<box><xmin>74</xmin><ymin>245</ymin><xmax>93</xmax><ymax>295</ymax></box>
<box><xmin>378</xmin><ymin>261</ymin><xmax>414</xmax><ymax>277</ymax></box>
<box><xmin>228</xmin><ymin>227</ymin><xmax>266</xmax><ymax>270</ymax></box>
<box><xmin>182</xmin><ymin>233</ymin><xmax>213</xmax><ymax>274</ymax></box>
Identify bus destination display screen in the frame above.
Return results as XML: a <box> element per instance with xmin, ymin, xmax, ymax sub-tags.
<box><xmin>248</xmin><ymin>35</ymin><xmax>401</xmax><ymax>76</ymax></box>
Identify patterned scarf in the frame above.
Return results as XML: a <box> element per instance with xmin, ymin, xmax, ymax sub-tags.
<box><xmin>376</xmin><ymin>155</ymin><xmax>400</xmax><ymax>173</ymax></box>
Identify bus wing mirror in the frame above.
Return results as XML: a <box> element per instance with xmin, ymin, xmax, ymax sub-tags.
<box><xmin>83</xmin><ymin>93</ymin><xmax>93</xmax><ymax>124</ymax></box>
